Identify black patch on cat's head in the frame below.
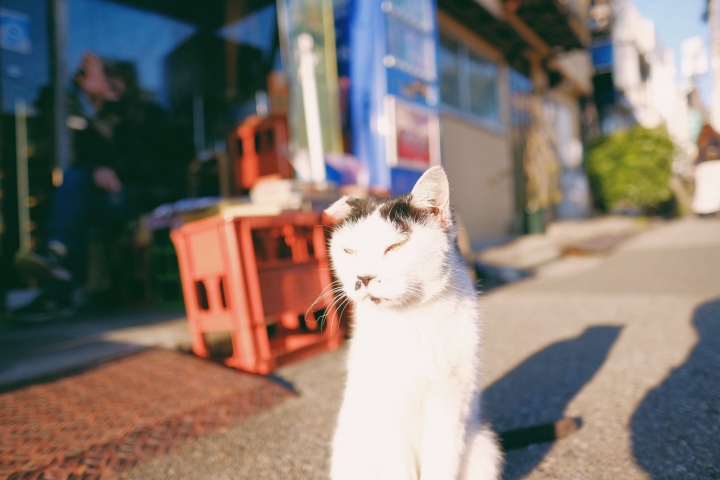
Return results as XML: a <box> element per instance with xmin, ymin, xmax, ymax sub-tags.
<box><xmin>328</xmin><ymin>194</ymin><xmax>433</xmax><ymax>234</ymax></box>
<box><xmin>378</xmin><ymin>194</ymin><xmax>432</xmax><ymax>233</ymax></box>
<box><xmin>343</xmin><ymin>197</ymin><xmax>380</xmax><ymax>225</ymax></box>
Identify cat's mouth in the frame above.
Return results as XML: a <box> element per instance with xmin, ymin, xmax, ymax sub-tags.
<box><xmin>366</xmin><ymin>295</ymin><xmax>383</xmax><ymax>305</ymax></box>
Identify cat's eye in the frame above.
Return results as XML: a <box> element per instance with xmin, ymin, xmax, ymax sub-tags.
<box><xmin>344</xmin><ymin>248</ymin><xmax>356</xmax><ymax>254</ymax></box>
<box><xmin>385</xmin><ymin>239</ymin><xmax>408</xmax><ymax>254</ymax></box>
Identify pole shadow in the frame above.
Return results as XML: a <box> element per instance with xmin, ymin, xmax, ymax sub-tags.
<box><xmin>630</xmin><ymin>298</ymin><xmax>720</xmax><ymax>478</ymax></box>
<box><xmin>483</xmin><ymin>325</ymin><xmax>622</xmax><ymax>479</ymax></box>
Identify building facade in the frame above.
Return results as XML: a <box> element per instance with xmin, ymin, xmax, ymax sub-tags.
<box><xmin>435</xmin><ymin>0</ymin><xmax>594</xmax><ymax>242</ymax></box>
<box><xmin>334</xmin><ymin>0</ymin><xmax>595</xmax><ymax>242</ymax></box>
<box><xmin>0</xmin><ymin>0</ymin><xmax>595</xmax><ymax>299</ymax></box>
<box><xmin>589</xmin><ymin>0</ymin><xmax>687</xmax><ymax>139</ymax></box>
<box><xmin>1</xmin><ymin>0</ymin><xmax>286</xmax><ymax>294</ymax></box>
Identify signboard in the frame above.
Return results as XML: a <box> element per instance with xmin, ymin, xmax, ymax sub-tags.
<box><xmin>0</xmin><ymin>8</ymin><xmax>31</xmax><ymax>54</ymax></box>
<box><xmin>385</xmin><ymin>96</ymin><xmax>440</xmax><ymax>171</ymax></box>
<box><xmin>384</xmin><ymin>15</ymin><xmax>436</xmax><ymax>82</ymax></box>
<box><xmin>381</xmin><ymin>0</ymin><xmax>433</xmax><ymax>33</ymax></box>
<box><xmin>336</xmin><ymin>0</ymin><xmax>440</xmax><ymax>193</ymax></box>
<box><xmin>381</xmin><ymin>0</ymin><xmax>439</xmax><ymax>182</ymax></box>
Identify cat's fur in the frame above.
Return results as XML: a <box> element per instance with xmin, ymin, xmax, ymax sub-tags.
<box><xmin>325</xmin><ymin>167</ymin><xmax>502</xmax><ymax>480</ymax></box>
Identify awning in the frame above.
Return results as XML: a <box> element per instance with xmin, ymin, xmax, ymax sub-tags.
<box><xmin>504</xmin><ymin>0</ymin><xmax>588</xmax><ymax>51</ymax></box>
<box><xmin>438</xmin><ymin>0</ymin><xmax>532</xmax><ymax>75</ymax></box>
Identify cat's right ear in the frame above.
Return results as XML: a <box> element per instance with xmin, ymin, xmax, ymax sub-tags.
<box><xmin>324</xmin><ymin>196</ymin><xmax>355</xmax><ymax>222</ymax></box>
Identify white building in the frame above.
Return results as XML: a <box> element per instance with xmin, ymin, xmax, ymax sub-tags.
<box><xmin>590</xmin><ymin>0</ymin><xmax>690</xmax><ymax>151</ymax></box>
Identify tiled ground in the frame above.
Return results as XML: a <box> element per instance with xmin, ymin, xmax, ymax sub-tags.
<box><xmin>0</xmin><ymin>350</ymin><xmax>292</xmax><ymax>479</ymax></box>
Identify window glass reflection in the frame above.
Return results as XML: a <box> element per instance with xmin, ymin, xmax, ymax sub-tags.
<box><xmin>468</xmin><ymin>51</ymin><xmax>500</xmax><ymax>125</ymax></box>
<box><xmin>438</xmin><ymin>35</ymin><xmax>460</xmax><ymax>109</ymax></box>
<box><xmin>438</xmin><ymin>31</ymin><xmax>501</xmax><ymax>130</ymax></box>
<box><xmin>68</xmin><ymin>0</ymin><xmax>197</xmax><ymax>107</ymax></box>
<box><xmin>66</xmin><ymin>0</ymin><xmax>281</xmax><ymax>153</ymax></box>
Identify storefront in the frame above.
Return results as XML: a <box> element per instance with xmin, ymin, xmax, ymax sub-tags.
<box><xmin>0</xmin><ymin>0</ymin><xmax>447</xmax><ymax>294</ymax></box>
<box><xmin>1</xmin><ymin>0</ymin><xmax>286</xmax><ymax>295</ymax></box>
<box><xmin>1</xmin><ymin>0</ymin><xmax>592</xmax><ymax>308</ymax></box>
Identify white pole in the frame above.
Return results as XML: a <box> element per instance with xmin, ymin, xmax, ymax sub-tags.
<box><xmin>15</xmin><ymin>98</ymin><xmax>31</xmax><ymax>252</ymax></box>
<box><xmin>297</xmin><ymin>33</ymin><xmax>327</xmax><ymax>186</ymax></box>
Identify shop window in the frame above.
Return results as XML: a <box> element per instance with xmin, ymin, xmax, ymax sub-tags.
<box><xmin>0</xmin><ymin>0</ymin><xmax>55</xmax><ymax>276</ymax></box>
<box><xmin>468</xmin><ymin>51</ymin><xmax>501</xmax><ymax>125</ymax></box>
<box><xmin>438</xmin><ymin>35</ymin><xmax>460</xmax><ymax>109</ymax></box>
<box><xmin>68</xmin><ymin>0</ymin><xmax>197</xmax><ymax>107</ymax></box>
<box><xmin>66</xmin><ymin>0</ymin><xmax>281</xmax><ymax>157</ymax></box>
<box><xmin>438</xmin><ymin>32</ymin><xmax>501</xmax><ymax>131</ymax></box>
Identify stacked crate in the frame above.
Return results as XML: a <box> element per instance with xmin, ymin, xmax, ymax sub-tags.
<box><xmin>171</xmin><ymin>208</ymin><xmax>344</xmax><ymax>374</ymax></box>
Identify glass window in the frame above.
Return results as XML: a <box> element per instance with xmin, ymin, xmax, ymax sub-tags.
<box><xmin>1</xmin><ymin>0</ymin><xmax>54</xmax><ymax>264</ymax></box>
<box><xmin>384</xmin><ymin>0</ymin><xmax>433</xmax><ymax>31</ymax></box>
<box><xmin>438</xmin><ymin>35</ymin><xmax>460</xmax><ymax>109</ymax></box>
<box><xmin>68</xmin><ymin>0</ymin><xmax>197</xmax><ymax>107</ymax></box>
<box><xmin>65</xmin><ymin>0</ymin><xmax>281</xmax><ymax>156</ymax></box>
<box><xmin>438</xmin><ymin>31</ymin><xmax>502</xmax><ymax>130</ymax></box>
<box><xmin>468</xmin><ymin>51</ymin><xmax>500</xmax><ymax>125</ymax></box>
<box><xmin>385</xmin><ymin>16</ymin><xmax>436</xmax><ymax>81</ymax></box>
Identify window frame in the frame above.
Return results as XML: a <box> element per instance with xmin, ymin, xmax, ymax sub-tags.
<box><xmin>437</xmin><ymin>32</ymin><xmax>504</xmax><ymax>134</ymax></box>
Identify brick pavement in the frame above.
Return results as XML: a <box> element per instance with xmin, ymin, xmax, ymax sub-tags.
<box><xmin>1</xmin><ymin>350</ymin><xmax>292</xmax><ymax>479</ymax></box>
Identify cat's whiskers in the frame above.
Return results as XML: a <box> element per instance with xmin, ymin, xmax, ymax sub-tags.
<box><xmin>321</xmin><ymin>287</ymin><xmax>346</xmax><ymax>316</ymax></box>
<box><xmin>445</xmin><ymin>284</ymin><xmax>478</xmax><ymax>296</ymax></box>
<box><xmin>333</xmin><ymin>297</ymin><xmax>351</xmax><ymax>334</ymax></box>
<box><xmin>306</xmin><ymin>280</ymin><xmax>343</xmax><ymax>317</ymax></box>
<box><xmin>306</xmin><ymin>281</ymin><xmax>347</xmax><ymax>331</ymax></box>
<box><xmin>324</xmin><ymin>295</ymin><xmax>350</xmax><ymax>334</ymax></box>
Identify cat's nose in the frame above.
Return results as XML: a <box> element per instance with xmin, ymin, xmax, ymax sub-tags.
<box><xmin>357</xmin><ymin>275</ymin><xmax>376</xmax><ymax>287</ymax></box>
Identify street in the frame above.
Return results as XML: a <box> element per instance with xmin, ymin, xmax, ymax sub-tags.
<box><xmin>124</xmin><ymin>217</ymin><xmax>720</xmax><ymax>479</ymax></box>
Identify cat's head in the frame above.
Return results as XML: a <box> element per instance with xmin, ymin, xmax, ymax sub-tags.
<box><xmin>324</xmin><ymin>166</ymin><xmax>455</xmax><ymax>309</ymax></box>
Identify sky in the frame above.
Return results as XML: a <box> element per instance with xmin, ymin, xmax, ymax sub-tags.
<box><xmin>633</xmin><ymin>0</ymin><xmax>712</xmax><ymax>103</ymax></box>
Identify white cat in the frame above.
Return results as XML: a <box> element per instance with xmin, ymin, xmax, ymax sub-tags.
<box><xmin>325</xmin><ymin>166</ymin><xmax>502</xmax><ymax>480</ymax></box>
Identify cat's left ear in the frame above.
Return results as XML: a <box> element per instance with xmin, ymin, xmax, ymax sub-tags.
<box><xmin>410</xmin><ymin>166</ymin><xmax>451</xmax><ymax>227</ymax></box>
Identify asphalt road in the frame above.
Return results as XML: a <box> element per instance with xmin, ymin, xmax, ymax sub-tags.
<box><xmin>122</xmin><ymin>218</ymin><xmax>720</xmax><ymax>479</ymax></box>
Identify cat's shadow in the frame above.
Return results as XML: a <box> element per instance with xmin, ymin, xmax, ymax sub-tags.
<box><xmin>483</xmin><ymin>325</ymin><xmax>622</xmax><ymax>480</ymax></box>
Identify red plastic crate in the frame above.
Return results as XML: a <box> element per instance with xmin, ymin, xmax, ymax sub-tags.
<box><xmin>170</xmin><ymin>209</ymin><xmax>343</xmax><ymax>374</ymax></box>
<box><xmin>229</xmin><ymin>115</ymin><xmax>293</xmax><ymax>192</ymax></box>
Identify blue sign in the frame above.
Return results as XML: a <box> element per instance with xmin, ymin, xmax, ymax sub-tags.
<box><xmin>591</xmin><ymin>41</ymin><xmax>612</xmax><ymax>72</ymax></box>
<box><xmin>338</xmin><ymin>0</ymin><xmax>439</xmax><ymax>194</ymax></box>
<box><xmin>0</xmin><ymin>8</ymin><xmax>31</xmax><ymax>54</ymax></box>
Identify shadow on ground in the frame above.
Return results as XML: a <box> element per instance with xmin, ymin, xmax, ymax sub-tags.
<box><xmin>631</xmin><ymin>298</ymin><xmax>720</xmax><ymax>479</ymax></box>
<box><xmin>483</xmin><ymin>325</ymin><xmax>622</xmax><ymax>480</ymax></box>
<box><xmin>0</xmin><ymin>309</ymin><xmax>187</xmax><ymax>390</ymax></box>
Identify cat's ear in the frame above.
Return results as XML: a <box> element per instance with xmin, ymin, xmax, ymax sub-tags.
<box><xmin>410</xmin><ymin>166</ymin><xmax>451</xmax><ymax>226</ymax></box>
<box><xmin>324</xmin><ymin>196</ymin><xmax>355</xmax><ymax>221</ymax></box>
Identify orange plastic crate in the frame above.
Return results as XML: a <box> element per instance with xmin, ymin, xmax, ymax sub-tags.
<box><xmin>170</xmin><ymin>209</ymin><xmax>343</xmax><ymax>374</ymax></box>
<box><xmin>229</xmin><ymin>115</ymin><xmax>293</xmax><ymax>192</ymax></box>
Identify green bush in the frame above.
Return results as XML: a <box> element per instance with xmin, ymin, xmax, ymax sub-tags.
<box><xmin>586</xmin><ymin>125</ymin><xmax>675</xmax><ymax>213</ymax></box>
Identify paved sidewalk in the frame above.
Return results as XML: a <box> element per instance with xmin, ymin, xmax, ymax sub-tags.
<box><xmin>1</xmin><ymin>351</ymin><xmax>291</xmax><ymax>479</ymax></box>
<box><xmin>119</xmin><ymin>217</ymin><xmax>720</xmax><ymax>479</ymax></box>
<box><xmin>4</xmin><ymin>218</ymin><xmax>718</xmax><ymax>479</ymax></box>
<box><xmin>0</xmin><ymin>309</ymin><xmax>191</xmax><ymax>389</ymax></box>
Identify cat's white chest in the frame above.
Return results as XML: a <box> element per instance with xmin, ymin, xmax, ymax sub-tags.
<box><xmin>343</xmin><ymin>298</ymin><xmax>479</xmax><ymax>411</ymax></box>
<box><xmin>332</xmin><ymin>297</ymin><xmax>483</xmax><ymax>479</ymax></box>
